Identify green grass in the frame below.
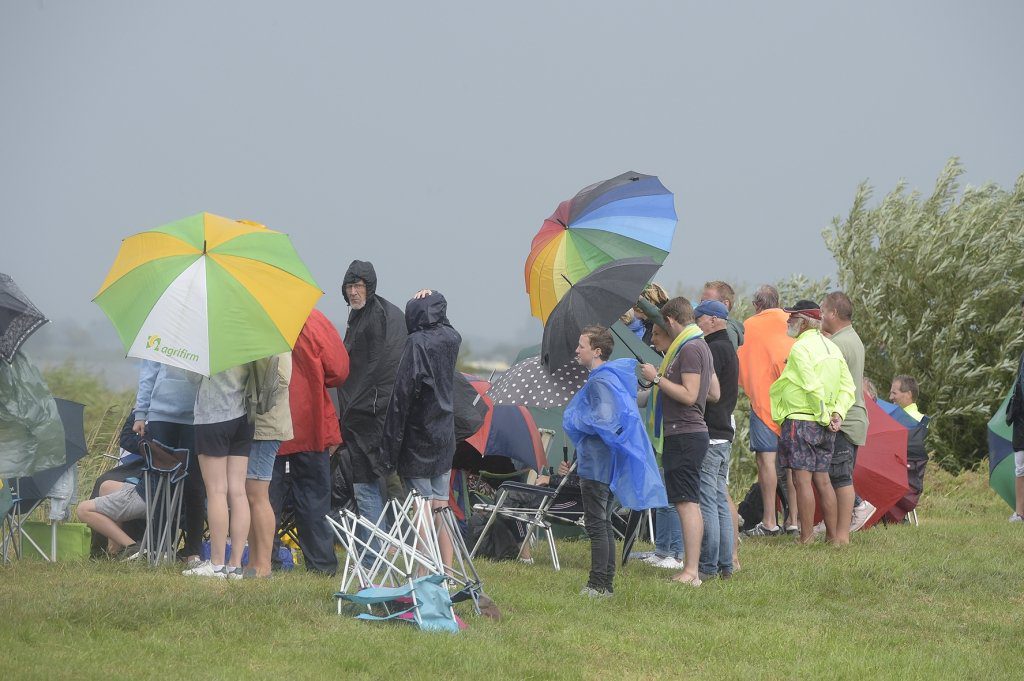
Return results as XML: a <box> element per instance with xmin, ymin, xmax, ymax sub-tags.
<box><xmin>3</xmin><ymin>466</ymin><xmax>1022</xmax><ymax>681</ymax></box>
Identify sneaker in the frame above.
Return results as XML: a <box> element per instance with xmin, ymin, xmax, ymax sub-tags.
<box><xmin>1009</xmin><ymin>513</ymin><xmax>1024</xmax><ymax>523</ymax></box>
<box><xmin>221</xmin><ymin>566</ymin><xmax>244</xmax><ymax>580</ymax></box>
<box><xmin>579</xmin><ymin>586</ymin><xmax>612</xmax><ymax>598</ymax></box>
<box><xmin>180</xmin><ymin>555</ymin><xmax>202</xmax><ymax>570</ymax></box>
<box><xmin>118</xmin><ymin>543</ymin><xmax>141</xmax><ymax>561</ymax></box>
<box><xmin>630</xmin><ymin>551</ymin><xmax>657</xmax><ymax>561</ymax></box>
<box><xmin>518</xmin><ymin>557</ymin><xmax>535</xmax><ymax>565</ymax></box>
<box><xmin>850</xmin><ymin>500</ymin><xmax>877</xmax><ymax>532</ymax></box>
<box><xmin>742</xmin><ymin>522</ymin><xmax>782</xmax><ymax>537</ymax></box>
<box><xmin>182</xmin><ymin>560</ymin><xmax>225</xmax><ymax>578</ymax></box>
<box><xmin>812</xmin><ymin>521</ymin><xmax>825</xmax><ymax>535</ymax></box>
<box><xmin>651</xmin><ymin>556</ymin><xmax>686</xmax><ymax>570</ymax></box>
<box><xmin>642</xmin><ymin>553</ymin><xmax>667</xmax><ymax>565</ymax></box>
<box><xmin>784</xmin><ymin>525</ymin><xmax>800</xmax><ymax>535</ymax></box>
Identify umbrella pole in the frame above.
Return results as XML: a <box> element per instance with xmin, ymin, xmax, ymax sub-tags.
<box><xmin>608</xmin><ymin>325</ymin><xmax>643</xmax><ymax>362</ymax></box>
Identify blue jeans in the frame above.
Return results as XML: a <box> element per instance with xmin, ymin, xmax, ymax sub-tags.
<box><xmin>654</xmin><ymin>506</ymin><xmax>683</xmax><ymax>560</ymax></box>
<box><xmin>698</xmin><ymin>441</ymin><xmax>734</xmax><ymax>576</ymax></box>
<box><xmin>353</xmin><ymin>478</ymin><xmax>390</xmax><ymax>565</ymax></box>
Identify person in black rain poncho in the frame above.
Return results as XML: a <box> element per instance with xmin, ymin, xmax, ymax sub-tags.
<box><xmin>382</xmin><ymin>289</ymin><xmax>462</xmax><ymax>567</ymax></box>
<box><xmin>339</xmin><ymin>261</ymin><xmax>407</xmax><ymax>536</ymax></box>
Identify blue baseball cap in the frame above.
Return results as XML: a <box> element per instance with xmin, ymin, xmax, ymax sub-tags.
<box><xmin>694</xmin><ymin>299</ymin><xmax>729</xmax><ymax>320</ymax></box>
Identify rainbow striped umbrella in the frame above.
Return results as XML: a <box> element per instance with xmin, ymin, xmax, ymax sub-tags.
<box><xmin>525</xmin><ymin>171</ymin><xmax>677</xmax><ymax>323</ymax></box>
<box><xmin>94</xmin><ymin>213</ymin><xmax>321</xmax><ymax>376</ymax></box>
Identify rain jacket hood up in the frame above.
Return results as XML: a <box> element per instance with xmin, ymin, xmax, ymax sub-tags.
<box><xmin>562</xmin><ymin>358</ymin><xmax>668</xmax><ymax>511</ymax></box>
<box><xmin>338</xmin><ymin>260</ymin><xmax>406</xmax><ymax>476</ymax></box>
<box><xmin>381</xmin><ymin>292</ymin><xmax>462</xmax><ymax>479</ymax></box>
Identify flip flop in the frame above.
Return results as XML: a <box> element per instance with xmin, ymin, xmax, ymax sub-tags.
<box><xmin>671</xmin><ymin>573</ymin><xmax>702</xmax><ymax>587</ymax></box>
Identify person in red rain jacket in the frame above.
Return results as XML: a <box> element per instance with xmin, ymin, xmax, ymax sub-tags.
<box><xmin>269</xmin><ymin>309</ymin><xmax>349</xmax><ymax>575</ymax></box>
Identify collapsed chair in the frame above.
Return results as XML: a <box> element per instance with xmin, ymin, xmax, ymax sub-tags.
<box><xmin>329</xmin><ymin>490</ymin><xmax>488</xmax><ymax>628</ymax></box>
<box><xmin>138</xmin><ymin>439</ymin><xmax>189</xmax><ymax>566</ymax></box>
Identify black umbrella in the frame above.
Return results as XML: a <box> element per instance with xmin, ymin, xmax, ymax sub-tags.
<box><xmin>487</xmin><ymin>356</ymin><xmax>588</xmax><ymax>409</ymax></box>
<box><xmin>541</xmin><ymin>257</ymin><xmax>662</xmax><ymax>371</ymax></box>
<box><xmin>15</xmin><ymin>399</ymin><xmax>88</xmax><ymax>503</ymax></box>
<box><xmin>0</xmin><ymin>273</ymin><xmax>49</xmax><ymax>364</ymax></box>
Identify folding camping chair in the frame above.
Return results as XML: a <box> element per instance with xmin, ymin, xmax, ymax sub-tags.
<box><xmin>138</xmin><ymin>439</ymin><xmax>189</xmax><ymax>566</ymax></box>
<box><xmin>329</xmin><ymin>490</ymin><xmax>487</xmax><ymax>617</ymax></box>
<box><xmin>469</xmin><ymin>460</ymin><xmax>580</xmax><ymax>571</ymax></box>
<box><xmin>0</xmin><ymin>479</ymin><xmax>51</xmax><ymax>562</ymax></box>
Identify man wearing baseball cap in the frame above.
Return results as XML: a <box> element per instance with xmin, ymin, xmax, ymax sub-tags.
<box><xmin>769</xmin><ymin>300</ymin><xmax>856</xmax><ymax>544</ymax></box>
<box><xmin>693</xmin><ymin>299</ymin><xmax>739</xmax><ymax>578</ymax></box>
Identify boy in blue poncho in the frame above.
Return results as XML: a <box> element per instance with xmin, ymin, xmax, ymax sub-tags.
<box><xmin>563</xmin><ymin>326</ymin><xmax>667</xmax><ymax>598</ymax></box>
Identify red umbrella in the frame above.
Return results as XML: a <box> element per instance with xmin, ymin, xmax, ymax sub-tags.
<box><xmin>464</xmin><ymin>375</ymin><xmax>494</xmax><ymax>456</ymax></box>
<box><xmin>853</xmin><ymin>399</ymin><xmax>911</xmax><ymax>528</ymax></box>
<box><xmin>813</xmin><ymin>399</ymin><xmax>910</xmax><ymax>529</ymax></box>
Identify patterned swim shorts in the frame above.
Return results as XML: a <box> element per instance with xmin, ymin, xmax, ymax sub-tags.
<box><xmin>778</xmin><ymin>419</ymin><xmax>836</xmax><ymax>473</ymax></box>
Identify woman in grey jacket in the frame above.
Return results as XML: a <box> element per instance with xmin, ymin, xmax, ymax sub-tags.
<box><xmin>183</xmin><ymin>364</ymin><xmax>253</xmax><ymax>579</ymax></box>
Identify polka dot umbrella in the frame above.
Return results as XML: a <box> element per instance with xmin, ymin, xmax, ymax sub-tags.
<box><xmin>487</xmin><ymin>356</ymin><xmax>588</xmax><ymax>409</ymax></box>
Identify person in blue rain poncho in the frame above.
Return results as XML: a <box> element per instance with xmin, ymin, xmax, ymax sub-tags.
<box><xmin>563</xmin><ymin>325</ymin><xmax>667</xmax><ymax>598</ymax></box>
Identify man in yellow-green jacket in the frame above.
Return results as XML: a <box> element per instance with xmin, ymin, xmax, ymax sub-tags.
<box><xmin>770</xmin><ymin>300</ymin><xmax>856</xmax><ymax>545</ymax></box>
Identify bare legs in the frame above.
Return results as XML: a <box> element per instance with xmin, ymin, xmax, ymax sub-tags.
<box><xmin>199</xmin><ymin>454</ymin><xmax>250</xmax><ymax>567</ymax></box>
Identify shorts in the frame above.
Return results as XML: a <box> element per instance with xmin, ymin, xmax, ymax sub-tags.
<box><xmin>195</xmin><ymin>415</ymin><xmax>254</xmax><ymax>458</ymax></box>
<box><xmin>829</xmin><ymin>431</ymin><xmax>858</xmax><ymax>488</ymax></box>
<box><xmin>1014</xmin><ymin>451</ymin><xmax>1024</xmax><ymax>478</ymax></box>
<box><xmin>749</xmin><ymin>411</ymin><xmax>779</xmax><ymax>453</ymax></box>
<box><xmin>778</xmin><ymin>419</ymin><xmax>835</xmax><ymax>473</ymax></box>
<box><xmin>663</xmin><ymin>431</ymin><xmax>709</xmax><ymax>504</ymax></box>
<box><xmin>94</xmin><ymin>482</ymin><xmax>146</xmax><ymax>522</ymax></box>
<box><xmin>247</xmin><ymin>440</ymin><xmax>281</xmax><ymax>480</ymax></box>
<box><xmin>404</xmin><ymin>472</ymin><xmax>452</xmax><ymax>501</ymax></box>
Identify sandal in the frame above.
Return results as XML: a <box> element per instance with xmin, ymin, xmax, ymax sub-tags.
<box><xmin>671</xmin><ymin>573</ymin><xmax>702</xmax><ymax>587</ymax></box>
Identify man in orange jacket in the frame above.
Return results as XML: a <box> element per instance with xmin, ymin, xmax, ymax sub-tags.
<box><xmin>737</xmin><ymin>285</ymin><xmax>796</xmax><ymax>536</ymax></box>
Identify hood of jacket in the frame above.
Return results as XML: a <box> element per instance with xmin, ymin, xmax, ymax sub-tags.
<box><xmin>342</xmin><ymin>260</ymin><xmax>378</xmax><ymax>304</ymax></box>
<box><xmin>589</xmin><ymin>358</ymin><xmax>639</xmax><ymax>397</ymax></box>
<box><xmin>405</xmin><ymin>292</ymin><xmax>450</xmax><ymax>333</ymax></box>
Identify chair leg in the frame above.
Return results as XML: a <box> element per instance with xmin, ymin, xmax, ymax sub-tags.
<box><xmin>470</xmin><ymin>489</ymin><xmax>508</xmax><ymax>559</ymax></box>
<box><xmin>546</xmin><ymin>527</ymin><xmax>559</xmax><ymax>571</ymax></box>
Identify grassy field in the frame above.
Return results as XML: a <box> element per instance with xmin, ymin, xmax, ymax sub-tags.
<box><xmin>2</xmin><ymin>464</ymin><xmax>1022</xmax><ymax>680</ymax></box>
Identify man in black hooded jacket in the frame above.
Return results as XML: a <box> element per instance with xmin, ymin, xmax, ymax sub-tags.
<box><xmin>339</xmin><ymin>261</ymin><xmax>407</xmax><ymax>538</ymax></box>
<box><xmin>382</xmin><ymin>289</ymin><xmax>462</xmax><ymax>566</ymax></box>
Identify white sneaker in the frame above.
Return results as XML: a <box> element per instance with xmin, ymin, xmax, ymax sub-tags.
<box><xmin>851</xmin><ymin>500</ymin><xmax>877</xmax><ymax>532</ymax></box>
<box><xmin>812</xmin><ymin>521</ymin><xmax>825</xmax><ymax>535</ymax></box>
<box><xmin>182</xmin><ymin>560</ymin><xmax>225</xmax><ymax>578</ymax></box>
<box><xmin>1009</xmin><ymin>513</ymin><xmax>1024</xmax><ymax>523</ymax></box>
<box><xmin>651</xmin><ymin>556</ymin><xmax>686</xmax><ymax>569</ymax></box>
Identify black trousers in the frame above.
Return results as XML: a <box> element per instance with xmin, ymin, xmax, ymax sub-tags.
<box><xmin>145</xmin><ymin>421</ymin><xmax>206</xmax><ymax>557</ymax></box>
<box><xmin>581</xmin><ymin>478</ymin><xmax>616</xmax><ymax>592</ymax></box>
<box><xmin>269</xmin><ymin>450</ymin><xmax>338</xmax><ymax>576</ymax></box>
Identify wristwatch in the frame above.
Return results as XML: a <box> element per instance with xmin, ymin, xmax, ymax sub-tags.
<box><xmin>653</xmin><ymin>375</ymin><xmax>662</xmax><ymax>385</ymax></box>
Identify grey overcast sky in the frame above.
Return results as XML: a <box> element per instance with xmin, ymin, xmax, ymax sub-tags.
<box><xmin>3</xmin><ymin>1</ymin><xmax>1023</xmax><ymax>354</ymax></box>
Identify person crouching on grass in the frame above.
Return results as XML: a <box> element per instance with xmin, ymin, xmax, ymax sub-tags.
<box><xmin>564</xmin><ymin>325</ymin><xmax>667</xmax><ymax>598</ymax></box>
<box><xmin>769</xmin><ymin>300</ymin><xmax>856</xmax><ymax>545</ymax></box>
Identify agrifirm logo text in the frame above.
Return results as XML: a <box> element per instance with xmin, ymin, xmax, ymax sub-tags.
<box><xmin>146</xmin><ymin>334</ymin><xmax>200</xmax><ymax>363</ymax></box>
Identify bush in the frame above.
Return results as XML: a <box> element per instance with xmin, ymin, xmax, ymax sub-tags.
<box><xmin>824</xmin><ymin>158</ymin><xmax>1024</xmax><ymax>469</ymax></box>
